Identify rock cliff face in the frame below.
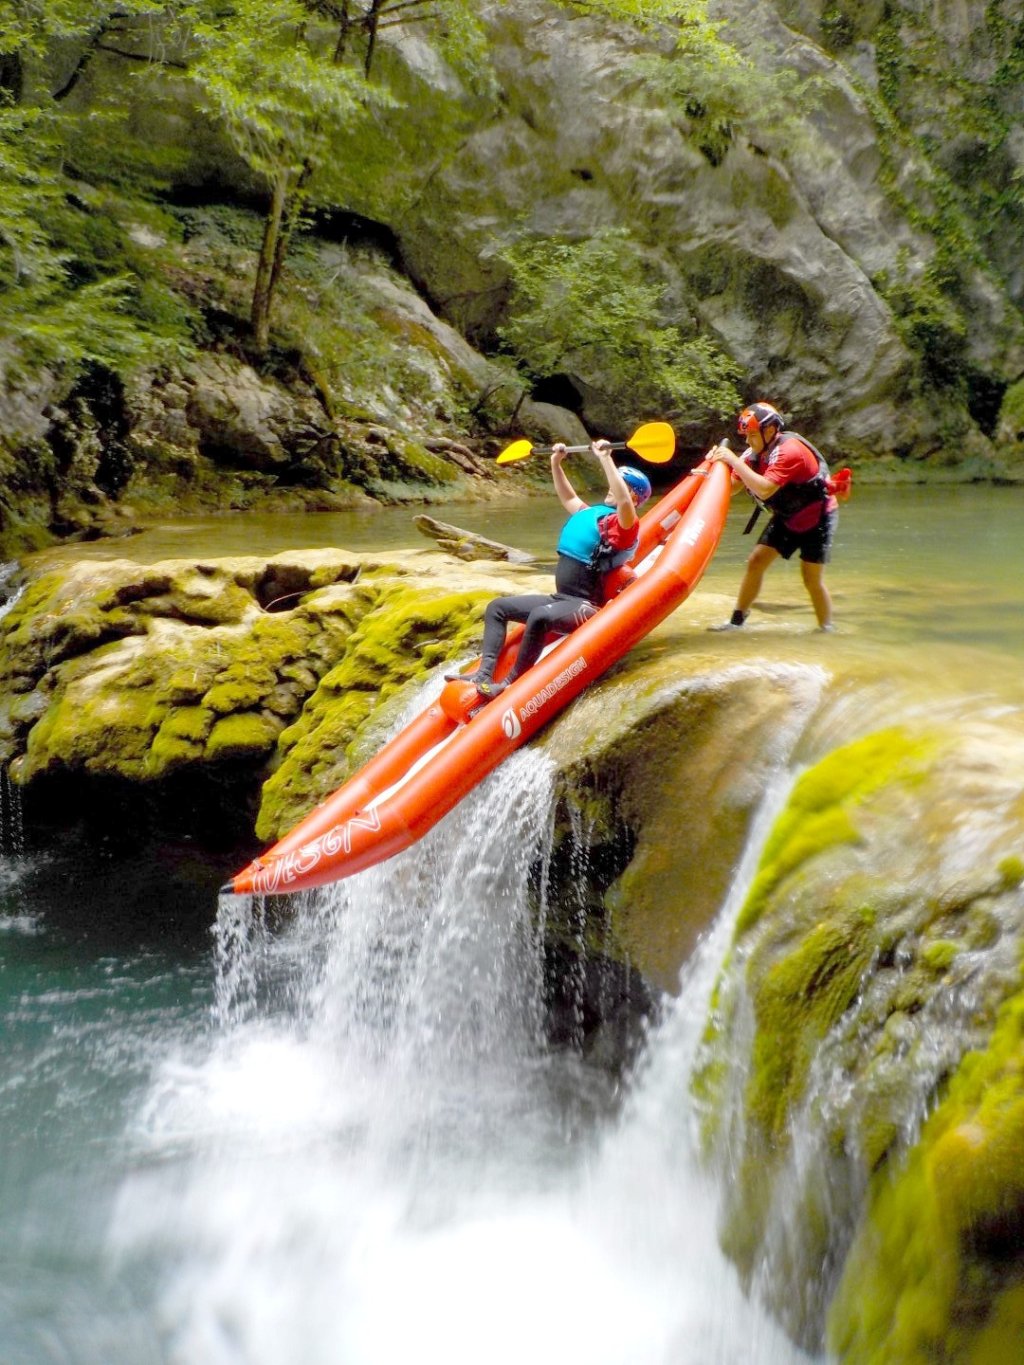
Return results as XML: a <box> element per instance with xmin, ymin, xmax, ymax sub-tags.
<box><xmin>4</xmin><ymin>1</ymin><xmax>1024</xmax><ymax>557</ymax></box>
<box><xmin>397</xmin><ymin>0</ymin><xmax>1024</xmax><ymax>462</ymax></box>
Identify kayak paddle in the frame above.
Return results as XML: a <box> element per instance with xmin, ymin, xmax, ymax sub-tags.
<box><xmin>496</xmin><ymin>420</ymin><xmax>676</xmax><ymax>466</ymax></box>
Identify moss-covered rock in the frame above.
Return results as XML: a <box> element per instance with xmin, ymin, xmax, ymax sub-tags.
<box><xmin>828</xmin><ymin>982</ymin><xmax>1024</xmax><ymax>1365</ymax></box>
<box><xmin>0</xmin><ymin>543</ymin><xmax>544</xmax><ymax>849</ymax></box>
<box><xmin>539</xmin><ymin>657</ymin><xmax>830</xmax><ymax>993</ymax></box>
<box><xmin>0</xmin><ymin>549</ymin><xmax>495</xmax><ymax>819</ymax></box>
<box><xmin>255</xmin><ymin>580</ymin><xmax>496</xmax><ymax>841</ymax></box>
<box><xmin>694</xmin><ymin>719</ymin><xmax>1024</xmax><ymax>1353</ymax></box>
<box><xmin>736</xmin><ymin>726</ymin><xmax>937</xmax><ymax>937</ymax></box>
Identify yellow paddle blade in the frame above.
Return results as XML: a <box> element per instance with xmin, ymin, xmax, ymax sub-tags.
<box><xmin>496</xmin><ymin>438</ymin><xmax>534</xmax><ymax>465</ymax></box>
<box><xmin>625</xmin><ymin>421</ymin><xmax>676</xmax><ymax>464</ymax></box>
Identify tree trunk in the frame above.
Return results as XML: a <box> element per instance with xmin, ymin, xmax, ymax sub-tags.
<box><xmin>363</xmin><ymin>0</ymin><xmax>385</xmax><ymax>75</ymax></box>
<box><xmin>252</xmin><ymin>172</ymin><xmax>289</xmax><ymax>352</ymax></box>
<box><xmin>333</xmin><ymin>0</ymin><xmax>352</xmax><ymax>62</ymax></box>
<box><xmin>508</xmin><ymin>387</ymin><xmax>528</xmax><ymax>430</ymax></box>
<box><xmin>267</xmin><ymin>160</ymin><xmax>314</xmax><ymax>310</ymax></box>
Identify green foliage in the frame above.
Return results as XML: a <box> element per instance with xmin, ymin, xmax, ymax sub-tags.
<box><xmin>184</xmin><ymin>0</ymin><xmax>378</xmax><ymax>186</ymax></box>
<box><xmin>0</xmin><ymin>100</ymin><xmax>62</xmax><ymax>289</ymax></box>
<box><xmin>1</xmin><ymin>4</ymin><xmax>200</xmax><ymax>377</ymax></box>
<box><xmin>819</xmin><ymin>5</ymin><xmax>856</xmax><ymax>53</ymax></box>
<box><xmin>874</xmin><ymin>258</ymin><xmax>970</xmax><ymax>393</ymax></box>
<box><xmin>864</xmin><ymin>1</ymin><xmax>1022</xmax><ymax>331</ymax></box>
<box><xmin>0</xmin><ymin>0</ymin><xmax>160</xmax><ymax>57</ymax></box>
<box><xmin>498</xmin><ymin>229</ymin><xmax>741</xmax><ymax>423</ymax></box>
<box><xmin>179</xmin><ymin>0</ymin><xmax>494</xmax><ymax>344</ymax></box>
<box><xmin>561</xmin><ymin>0</ymin><xmax>708</xmax><ymax>24</ymax></box>
<box><xmin>0</xmin><ymin>99</ymin><xmax>195</xmax><ymax>375</ymax></box>
<box><xmin>629</xmin><ymin>5</ymin><xmax>818</xmax><ymax>167</ymax></box>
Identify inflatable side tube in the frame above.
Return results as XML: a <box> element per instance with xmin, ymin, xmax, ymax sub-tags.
<box><xmin>226</xmin><ymin>462</ymin><xmax>731</xmax><ymax>896</ymax></box>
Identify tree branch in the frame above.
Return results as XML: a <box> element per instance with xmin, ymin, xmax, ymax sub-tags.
<box><xmin>377</xmin><ymin>14</ymin><xmax>435</xmax><ymax>30</ymax></box>
<box><xmin>95</xmin><ymin>41</ymin><xmax>187</xmax><ymax>68</ymax></box>
<box><xmin>52</xmin><ymin>18</ymin><xmax>186</xmax><ymax>101</ymax></box>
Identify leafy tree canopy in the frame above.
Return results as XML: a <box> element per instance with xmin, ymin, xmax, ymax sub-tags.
<box><xmin>1</xmin><ymin>1</ymin><xmax>160</xmax><ymax>57</ymax></box>
<box><xmin>498</xmin><ymin>229</ymin><xmax>741</xmax><ymax>424</ymax></box>
<box><xmin>183</xmin><ymin>0</ymin><xmax>382</xmax><ymax>186</ymax></box>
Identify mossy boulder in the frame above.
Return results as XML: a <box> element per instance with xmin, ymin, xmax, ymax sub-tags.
<box><xmin>828</xmin><ymin>979</ymin><xmax>1024</xmax><ymax>1365</ymax></box>
<box><xmin>0</xmin><ymin>549</ymin><xmax>507</xmax><ymax>827</ymax></box>
<box><xmin>254</xmin><ymin>579</ymin><xmax>501</xmax><ymax>841</ymax></box>
<box><xmin>538</xmin><ymin>655</ymin><xmax>831</xmax><ymax>992</ymax></box>
<box><xmin>0</xmin><ymin>542</ymin><xmax>555</xmax><ymax>851</ymax></box>
<box><xmin>693</xmin><ymin>721</ymin><xmax>1024</xmax><ymax>1354</ymax></box>
<box><xmin>0</xmin><ymin>556</ymin><xmax>352</xmax><ymax>783</ymax></box>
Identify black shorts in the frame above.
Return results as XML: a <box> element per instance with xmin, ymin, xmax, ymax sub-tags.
<box><xmin>759</xmin><ymin>508</ymin><xmax>836</xmax><ymax>563</ymax></box>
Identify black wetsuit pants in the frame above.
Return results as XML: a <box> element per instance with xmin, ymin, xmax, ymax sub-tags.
<box><xmin>479</xmin><ymin>592</ymin><xmax>598</xmax><ymax>682</ymax></box>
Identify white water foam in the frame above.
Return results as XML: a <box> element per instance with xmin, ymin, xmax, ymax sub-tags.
<box><xmin>110</xmin><ymin>723</ymin><xmax>823</xmax><ymax>1364</ymax></box>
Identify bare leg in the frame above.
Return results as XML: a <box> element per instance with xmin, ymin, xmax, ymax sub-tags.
<box><xmin>736</xmin><ymin>544</ymin><xmax>779</xmax><ymax>616</ymax></box>
<box><xmin>800</xmin><ymin>560</ymin><xmax>832</xmax><ymax>627</ymax></box>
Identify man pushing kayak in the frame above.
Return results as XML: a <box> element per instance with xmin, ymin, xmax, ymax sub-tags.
<box><xmin>708</xmin><ymin>401</ymin><xmax>846</xmax><ymax>633</ymax></box>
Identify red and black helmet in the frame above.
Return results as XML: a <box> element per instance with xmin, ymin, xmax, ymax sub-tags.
<box><xmin>737</xmin><ymin>402</ymin><xmax>783</xmax><ymax>441</ymax></box>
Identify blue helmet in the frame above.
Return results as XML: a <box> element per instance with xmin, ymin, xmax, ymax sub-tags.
<box><xmin>620</xmin><ymin>465</ymin><xmax>652</xmax><ymax>506</ymax></box>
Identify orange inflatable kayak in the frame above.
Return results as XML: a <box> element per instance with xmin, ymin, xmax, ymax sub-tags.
<box><xmin>222</xmin><ymin>457</ymin><xmax>732</xmax><ymax>896</ymax></box>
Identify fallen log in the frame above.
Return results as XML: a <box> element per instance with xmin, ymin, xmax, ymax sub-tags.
<box><xmin>413</xmin><ymin>515</ymin><xmax>535</xmax><ymax>563</ymax></box>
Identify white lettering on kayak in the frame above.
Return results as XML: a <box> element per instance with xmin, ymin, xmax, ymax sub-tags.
<box><xmin>252</xmin><ymin>807</ymin><xmax>382</xmax><ymax>891</ymax></box>
<box><xmin>679</xmin><ymin>516</ymin><xmax>706</xmax><ymax>547</ymax></box>
<box><xmin>518</xmin><ymin>657</ymin><xmax>588</xmax><ymax>722</ymax></box>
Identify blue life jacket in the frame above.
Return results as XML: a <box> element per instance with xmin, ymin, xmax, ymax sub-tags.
<box><xmin>556</xmin><ymin>504</ymin><xmax>637</xmax><ymax>573</ymax></box>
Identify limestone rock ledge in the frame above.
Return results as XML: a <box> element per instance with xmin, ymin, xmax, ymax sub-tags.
<box><xmin>693</xmin><ymin>720</ymin><xmax>1024</xmax><ymax>1362</ymax></box>
<box><xmin>0</xmin><ymin>548</ymin><xmax>519</xmax><ymax>839</ymax></box>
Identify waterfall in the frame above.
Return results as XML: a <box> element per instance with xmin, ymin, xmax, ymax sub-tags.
<box><xmin>0</xmin><ymin>765</ymin><xmax>24</xmax><ymax>858</ymax></box>
<box><xmin>110</xmin><ymin>728</ymin><xmax>821</xmax><ymax>1365</ymax></box>
<box><xmin>0</xmin><ymin>576</ymin><xmax>25</xmax><ymax>860</ymax></box>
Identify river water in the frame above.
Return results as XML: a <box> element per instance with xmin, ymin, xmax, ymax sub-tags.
<box><xmin>2</xmin><ymin>486</ymin><xmax>1022</xmax><ymax>1363</ymax></box>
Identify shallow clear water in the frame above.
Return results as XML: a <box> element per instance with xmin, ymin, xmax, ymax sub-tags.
<box><xmin>3</xmin><ymin>486</ymin><xmax>1023</xmax><ymax>1363</ymax></box>
<box><xmin>39</xmin><ymin>483</ymin><xmax>1024</xmax><ymax>667</ymax></box>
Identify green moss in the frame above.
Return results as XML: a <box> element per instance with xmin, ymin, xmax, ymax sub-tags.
<box><xmin>20</xmin><ymin>674</ymin><xmax>158</xmax><ymax>781</ymax></box>
<box><xmin>382</xmin><ymin>434</ymin><xmax>459</xmax><ymax>487</ymax></box>
<box><xmin>156</xmin><ymin>705</ymin><xmax>215</xmax><ymax>744</ymax></box>
<box><xmin>146</xmin><ymin>731</ymin><xmax>204</xmax><ymax>772</ymax></box>
<box><xmin>204</xmin><ymin>711</ymin><xmax>282</xmax><ymax>763</ymax></box>
<box><xmin>997</xmin><ymin>854</ymin><xmax>1024</xmax><ymax>888</ymax></box>
<box><xmin>828</xmin><ymin>987</ymin><xmax>1024</xmax><ymax>1363</ymax></box>
<box><xmin>740</xmin><ymin>805</ymin><xmax>861</xmax><ymax>935</ymax></box>
<box><xmin>746</xmin><ymin>906</ymin><xmax>879</xmax><ymax>1148</ymax></box>
<box><xmin>204</xmin><ymin>677</ymin><xmax>272</xmax><ymax>714</ymax></box>
<box><xmin>255</xmin><ymin>583</ymin><xmax>490</xmax><ymax>841</ymax></box>
<box><xmin>371</xmin><ymin>307</ymin><xmax>478</xmax><ymax>393</ymax></box>
<box><xmin>144</xmin><ymin>702</ymin><xmax>214</xmax><ymax>773</ymax></box>
<box><xmin>967</xmin><ymin>1284</ymin><xmax>1024</xmax><ymax>1365</ymax></box>
<box><xmin>0</xmin><ymin>553</ymin><xmax>362</xmax><ymax>789</ymax></box>
<box><xmin>921</xmin><ymin>938</ymin><xmax>961</xmax><ymax>972</ymax></box>
<box><xmin>736</xmin><ymin>728</ymin><xmax>936</xmax><ymax>936</ymax></box>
